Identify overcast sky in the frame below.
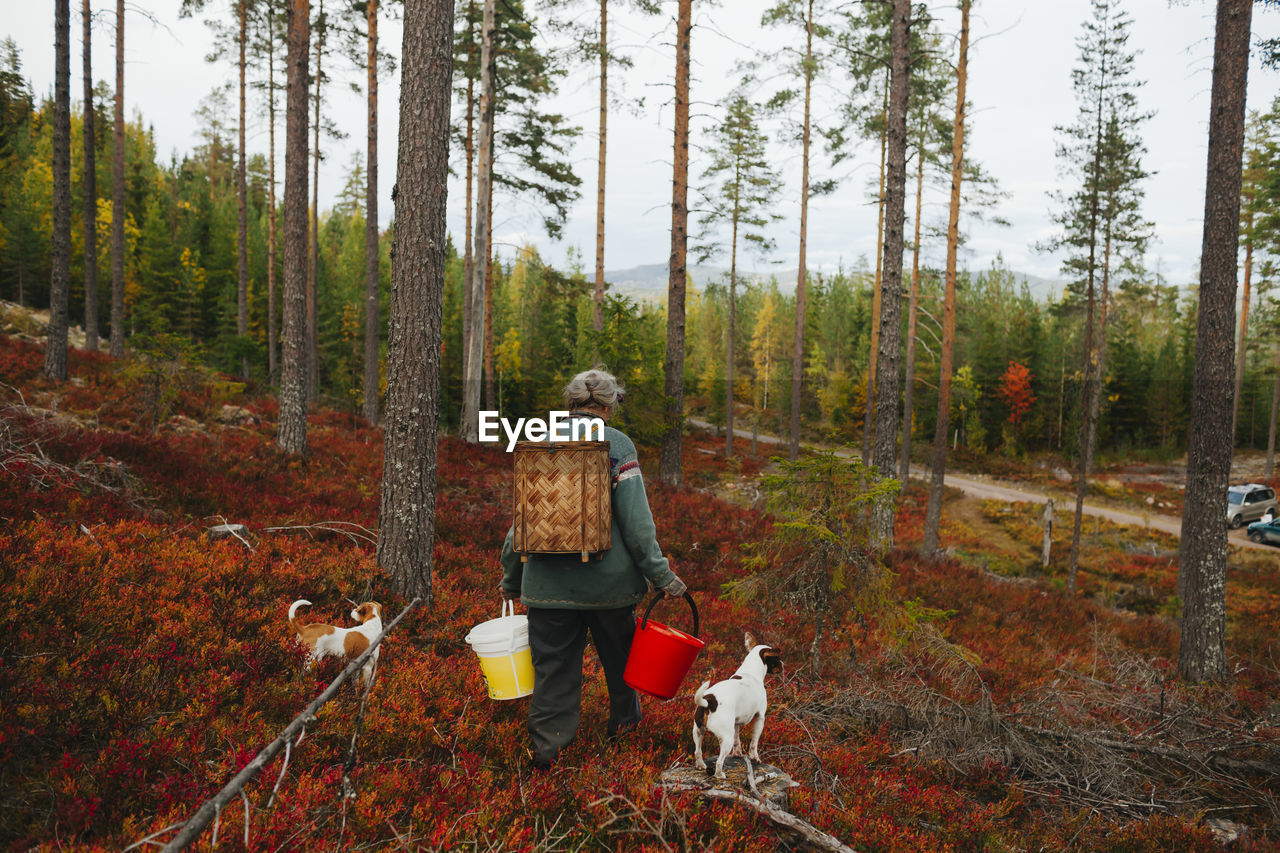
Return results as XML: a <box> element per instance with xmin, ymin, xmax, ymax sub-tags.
<box><xmin>7</xmin><ymin>1</ymin><xmax>1280</xmax><ymax>289</ymax></box>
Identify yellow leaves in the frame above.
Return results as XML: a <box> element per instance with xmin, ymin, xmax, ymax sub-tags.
<box><xmin>495</xmin><ymin>327</ymin><xmax>522</xmax><ymax>381</ymax></box>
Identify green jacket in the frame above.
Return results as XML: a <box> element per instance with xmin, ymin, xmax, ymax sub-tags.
<box><xmin>500</xmin><ymin>415</ymin><xmax>677</xmax><ymax>609</ymax></box>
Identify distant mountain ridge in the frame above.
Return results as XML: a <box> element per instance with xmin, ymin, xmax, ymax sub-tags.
<box><xmin>602</xmin><ymin>263</ymin><xmax>1068</xmax><ymax>303</ymax></box>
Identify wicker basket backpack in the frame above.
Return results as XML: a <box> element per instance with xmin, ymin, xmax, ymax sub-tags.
<box><xmin>512</xmin><ymin>441</ymin><xmax>613</xmax><ymax>562</ymax></box>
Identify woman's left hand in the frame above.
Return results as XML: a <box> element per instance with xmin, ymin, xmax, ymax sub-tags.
<box><xmin>661</xmin><ymin>574</ymin><xmax>687</xmax><ymax>598</ymax></box>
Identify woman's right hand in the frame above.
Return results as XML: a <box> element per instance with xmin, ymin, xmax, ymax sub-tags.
<box><xmin>501</xmin><ymin>588</ymin><xmax>520</xmax><ymax>602</ymax></box>
<box><xmin>661</xmin><ymin>574</ymin><xmax>687</xmax><ymax>598</ymax></box>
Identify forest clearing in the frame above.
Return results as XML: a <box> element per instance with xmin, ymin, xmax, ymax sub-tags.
<box><xmin>6</xmin><ymin>0</ymin><xmax>1280</xmax><ymax>849</ymax></box>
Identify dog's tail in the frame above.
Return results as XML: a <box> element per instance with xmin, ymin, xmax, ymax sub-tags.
<box><xmin>693</xmin><ymin>680</ymin><xmax>717</xmax><ymax>730</ymax></box>
<box><xmin>288</xmin><ymin>599</ymin><xmax>312</xmax><ymax>634</ymax></box>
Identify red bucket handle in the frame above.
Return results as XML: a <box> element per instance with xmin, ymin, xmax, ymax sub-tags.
<box><xmin>640</xmin><ymin>591</ymin><xmax>699</xmax><ymax>638</ymax></box>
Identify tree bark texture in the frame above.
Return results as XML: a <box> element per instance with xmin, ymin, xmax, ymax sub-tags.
<box><xmin>862</xmin><ymin>76</ymin><xmax>890</xmax><ymax>462</ymax></box>
<box><xmin>462</xmin><ymin>1</ymin><xmax>475</xmax><ymax>393</ymax></box>
<box><xmin>1178</xmin><ymin>0</ymin><xmax>1252</xmax><ymax>683</ymax></box>
<box><xmin>1232</xmin><ymin>217</ymin><xmax>1253</xmax><ymax>444</ymax></box>
<box><xmin>1264</xmin><ymin>335</ymin><xmax>1274</xmax><ymax>473</ymax></box>
<box><xmin>900</xmin><ymin>133</ymin><xmax>925</xmax><ymax>481</ymax></box>
<box><xmin>484</xmin><ymin>164</ymin><xmax>495</xmax><ymax>411</ymax></box>
<box><xmin>82</xmin><ymin>0</ymin><xmax>98</xmax><ymax>352</ymax></box>
<box><xmin>363</xmin><ymin>0</ymin><xmax>380</xmax><ymax>424</ymax></box>
<box><xmin>1269</xmin><ymin>343</ymin><xmax>1280</xmax><ymax>479</ymax></box>
<box><xmin>727</xmin><ymin>215</ymin><xmax>737</xmax><ymax>458</ymax></box>
<box><xmin>870</xmin><ymin>0</ymin><xmax>911</xmax><ymax>548</ymax></box>
<box><xmin>788</xmin><ymin>0</ymin><xmax>814</xmax><ymax>462</ymax></box>
<box><xmin>109</xmin><ymin>0</ymin><xmax>125</xmax><ymax>358</ymax></box>
<box><xmin>278</xmin><ymin>0</ymin><xmax>311</xmax><ymax>455</ymax></box>
<box><xmin>593</xmin><ymin>0</ymin><xmax>607</xmax><ymax>333</ymax></box>
<box><xmin>377</xmin><ymin>0</ymin><xmax>453</xmax><ymax>604</ymax></box>
<box><xmin>238</xmin><ymin>0</ymin><xmax>250</xmax><ymax>380</ymax></box>
<box><xmin>659</xmin><ymin>0</ymin><xmax>692</xmax><ymax>487</ymax></box>
<box><xmin>461</xmin><ymin>0</ymin><xmax>494</xmax><ymax>443</ymax></box>
<box><xmin>308</xmin><ymin>0</ymin><xmax>325</xmax><ymax>403</ymax></box>
<box><xmin>45</xmin><ymin>0</ymin><xmax>72</xmax><ymax>381</ymax></box>
<box><xmin>267</xmin><ymin>0</ymin><xmax>279</xmax><ymax>383</ymax></box>
<box><xmin>922</xmin><ymin>0</ymin><xmax>968</xmax><ymax>555</ymax></box>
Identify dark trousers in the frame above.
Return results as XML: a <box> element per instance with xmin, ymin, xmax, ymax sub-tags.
<box><xmin>526</xmin><ymin>605</ymin><xmax>642</xmax><ymax>762</ymax></box>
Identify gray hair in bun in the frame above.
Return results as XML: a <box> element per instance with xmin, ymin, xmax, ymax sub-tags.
<box><xmin>563</xmin><ymin>368</ymin><xmax>625</xmax><ymax>413</ymax></box>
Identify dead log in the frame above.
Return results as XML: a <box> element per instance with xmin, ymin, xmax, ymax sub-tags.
<box><xmin>661</xmin><ymin>767</ymin><xmax>854</xmax><ymax>853</ymax></box>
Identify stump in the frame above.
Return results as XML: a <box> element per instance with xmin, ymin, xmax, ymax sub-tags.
<box><xmin>661</xmin><ymin>757</ymin><xmax>796</xmax><ymax>810</ymax></box>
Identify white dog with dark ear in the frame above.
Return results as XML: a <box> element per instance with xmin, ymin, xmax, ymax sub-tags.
<box><xmin>692</xmin><ymin>632</ymin><xmax>784</xmax><ymax>778</ymax></box>
<box><xmin>287</xmin><ymin>599</ymin><xmax>384</xmax><ymax>685</ymax></box>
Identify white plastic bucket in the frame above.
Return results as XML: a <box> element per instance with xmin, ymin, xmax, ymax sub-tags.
<box><xmin>464</xmin><ymin>601</ymin><xmax>534</xmax><ymax>700</ymax></box>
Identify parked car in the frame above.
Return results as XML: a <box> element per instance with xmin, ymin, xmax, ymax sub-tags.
<box><xmin>1247</xmin><ymin>518</ymin><xmax>1280</xmax><ymax>546</ymax></box>
<box><xmin>1227</xmin><ymin>484</ymin><xmax>1279</xmax><ymax>528</ymax></box>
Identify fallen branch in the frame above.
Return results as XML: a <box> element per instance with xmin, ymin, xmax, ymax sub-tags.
<box><xmin>661</xmin><ymin>782</ymin><xmax>857</xmax><ymax>853</ymax></box>
<box><xmin>152</xmin><ymin>597</ymin><xmax>421</xmax><ymax>853</ymax></box>
<box><xmin>263</xmin><ymin>521</ymin><xmax>377</xmax><ymax>548</ymax></box>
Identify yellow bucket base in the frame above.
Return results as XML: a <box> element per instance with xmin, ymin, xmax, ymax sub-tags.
<box><xmin>477</xmin><ymin>648</ymin><xmax>534</xmax><ymax>700</ymax></box>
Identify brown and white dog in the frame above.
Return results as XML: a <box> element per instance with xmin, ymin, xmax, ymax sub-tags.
<box><xmin>692</xmin><ymin>632</ymin><xmax>783</xmax><ymax>778</ymax></box>
<box><xmin>287</xmin><ymin>599</ymin><xmax>384</xmax><ymax>685</ymax></box>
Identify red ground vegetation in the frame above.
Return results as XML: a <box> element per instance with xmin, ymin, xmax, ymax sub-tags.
<box><xmin>0</xmin><ymin>336</ymin><xmax>1272</xmax><ymax>850</ymax></box>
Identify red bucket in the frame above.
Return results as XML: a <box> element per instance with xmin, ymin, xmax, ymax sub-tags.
<box><xmin>624</xmin><ymin>593</ymin><xmax>705</xmax><ymax>700</ymax></box>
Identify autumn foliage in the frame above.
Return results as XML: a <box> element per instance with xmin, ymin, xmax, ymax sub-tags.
<box><xmin>0</xmin><ymin>335</ymin><xmax>1274</xmax><ymax>851</ymax></box>
<box><xmin>996</xmin><ymin>360</ymin><xmax>1035</xmax><ymax>433</ymax></box>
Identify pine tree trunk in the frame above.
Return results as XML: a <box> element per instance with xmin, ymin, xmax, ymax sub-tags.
<box><xmin>238</xmin><ymin>0</ymin><xmax>250</xmax><ymax>380</ymax></box>
<box><xmin>279</xmin><ymin>0</ymin><xmax>310</xmax><ymax>455</ymax></box>
<box><xmin>659</xmin><ymin>0</ymin><xmax>692</xmax><ymax>487</ymax></box>
<box><xmin>1267</xmin><ymin>344</ymin><xmax>1279</xmax><ymax>479</ymax></box>
<box><xmin>82</xmin><ymin>0</ymin><xmax>98</xmax><ymax>352</ymax></box>
<box><xmin>484</xmin><ymin>161</ymin><xmax>495</xmax><ymax>412</ymax></box>
<box><xmin>922</xmin><ymin>0</ymin><xmax>968</xmax><ymax>556</ymax></box>
<box><xmin>788</xmin><ymin>0</ymin><xmax>814</xmax><ymax>462</ymax></box>
<box><xmin>44</xmin><ymin>0</ymin><xmax>72</xmax><ymax>381</ymax></box>
<box><xmin>593</xmin><ymin>0</ymin><xmax>607</xmax><ymax>333</ymax></box>
<box><xmin>870</xmin><ymin>0</ymin><xmax>911</xmax><ymax>548</ymax></box>
<box><xmin>461</xmin><ymin>0</ymin><xmax>494</xmax><ymax>442</ymax></box>
<box><xmin>1232</xmin><ymin>218</ymin><xmax>1253</xmax><ymax>443</ymax></box>
<box><xmin>308</xmin><ymin>0</ymin><xmax>325</xmax><ymax>403</ymax></box>
<box><xmin>1178</xmin><ymin>0</ymin><xmax>1252</xmax><ymax>683</ymax></box>
<box><xmin>377</xmin><ymin>0</ymin><xmax>452</xmax><ymax>605</ymax></box>
<box><xmin>109</xmin><ymin>0</ymin><xmax>125</xmax><ymax>358</ymax></box>
<box><xmin>267</xmin><ymin>0</ymin><xmax>279</xmax><ymax>383</ymax></box>
<box><xmin>862</xmin><ymin>76</ymin><xmax>889</xmax><ymax>461</ymax></box>
<box><xmin>462</xmin><ymin>1</ymin><xmax>475</xmax><ymax>399</ymax></box>
<box><xmin>1067</xmin><ymin>28</ymin><xmax>1110</xmax><ymax>593</ymax></box>
<box><xmin>362</xmin><ymin>0</ymin><xmax>380</xmax><ymax>424</ymax></box>
<box><xmin>900</xmin><ymin>132</ymin><xmax>925</xmax><ymax>481</ymax></box>
<box><xmin>727</xmin><ymin>194</ymin><xmax>738</xmax><ymax>458</ymax></box>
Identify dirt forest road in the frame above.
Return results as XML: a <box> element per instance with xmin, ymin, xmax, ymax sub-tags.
<box><xmin>687</xmin><ymin>419</ymin><xmax>1277</xmax><ymax>556</ymax></box>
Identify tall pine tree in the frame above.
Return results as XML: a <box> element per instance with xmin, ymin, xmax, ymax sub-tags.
<box><xmin>694</xmin><ymin>94</ymin><xmax>782</xmax><ymax>456</ymax></box>
<box><xmin>1043</xmin><ymin>0</ymin><xmax>1151</xmax><ymax>590</ymax></box>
